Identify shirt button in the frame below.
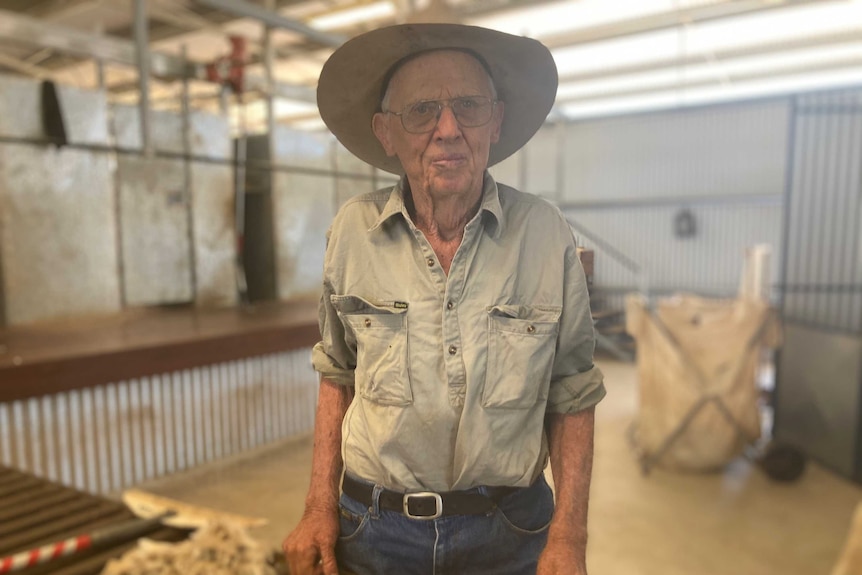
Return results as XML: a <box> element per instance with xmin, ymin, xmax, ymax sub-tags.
<box><xmin>446</xmin><ymin>301</ymin><xmax>454</xmax><ymax>310</ymax></box>
<box><xmin>448</xmin><ymin>345</ymin><xmax>457</xmax><ymax>355</ymax></box>
<box><xmin>426</xmin><ymin>257</ymin><xmax>434</xmax><ymax>267</ymax></box>
<box><xmin>527</xmin><ymin>325</ymin><xmax>535</xmax><ymax>333</ymax></box>
<box><xmin>365</xmin><ymin>318</ymin><xmax>372</xmax><ymax>327</ymax></box>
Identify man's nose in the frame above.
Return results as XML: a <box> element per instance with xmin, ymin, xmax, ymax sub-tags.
<box><xmin>434</xmin><ymin>105</ymin><xmax>462</xmax><ymax>138</ymax></box>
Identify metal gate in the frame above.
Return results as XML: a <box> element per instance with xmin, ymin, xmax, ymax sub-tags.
<box><xmin>775</xmin><ymin>87</ymin><xmax>862</xmax><ymax>483</ymax></box>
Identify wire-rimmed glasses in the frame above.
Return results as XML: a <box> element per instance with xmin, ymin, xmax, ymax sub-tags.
<box><xmin>386</xmin><ymin>96</ymin><xmax>497</xmax><ymax>134</ymax></box>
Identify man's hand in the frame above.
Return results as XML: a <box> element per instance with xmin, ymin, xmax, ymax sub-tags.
<box><xmin>537</xmin><ymin>536</ymin><xmax>587</xmax><ymax>575</ymax></box>
<box><xmin>283</xmin><ymin>506</ymin><xmax>340</xmax><ymax>575</ymax></box>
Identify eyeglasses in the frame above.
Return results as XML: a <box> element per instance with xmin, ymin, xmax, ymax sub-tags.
<box><xmin>386</xmin><ymin>96</ymin><xmax>497</xmax><ymax>134</ymax></box>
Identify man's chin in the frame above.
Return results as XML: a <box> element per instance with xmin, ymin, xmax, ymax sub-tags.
<box><xmin>427</xmin><ymin>170</ymin><xmax>480</xmax><ymax>195</ymax></box>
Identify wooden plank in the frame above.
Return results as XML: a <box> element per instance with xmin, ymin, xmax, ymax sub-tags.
<box><xmin>0</xmin><ymin>300</ymin><xmax>319</xmax><ymax>402</ymax></box>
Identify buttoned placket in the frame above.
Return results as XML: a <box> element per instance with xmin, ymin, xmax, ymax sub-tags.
<box><xmin>407</xmin><ymin>213</ymin><xmax>484</xmax><ymax>407</ymax></box>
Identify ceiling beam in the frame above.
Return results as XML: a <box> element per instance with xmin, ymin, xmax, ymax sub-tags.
<box><xmin>0</xmin><ymin>8</ymin><xmax>316</xmax><ymax>102</ymax></box>
<box><xmin>540</xmin><ymin>0</ymin><xmax>842</xmax><ymax>49</ymax></box>
<box><xmin>193</xmin><ymin>0</ymin><xmax>345</xmax><ymax>47</ymax></box>
<box><xmin>0</xmin><ymin>52</ymin><xmax>53</xmax><ymax>79</ymax></box>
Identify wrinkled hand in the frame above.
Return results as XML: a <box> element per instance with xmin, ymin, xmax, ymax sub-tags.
<box><xmin>283</xmin><ymin>507</ymin><xmax>340</xmax><ymax>575</ymax></box>
<box><xmin>536</xmin><ymin>536</ymin><xmax>587</xmax><ymax>575</ymax></box>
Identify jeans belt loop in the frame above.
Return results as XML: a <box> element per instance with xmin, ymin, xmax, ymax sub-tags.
<box><xmin>370</xmin><ymin>484</ymin><xmax>384</xmax><ymax>518</ymax></box>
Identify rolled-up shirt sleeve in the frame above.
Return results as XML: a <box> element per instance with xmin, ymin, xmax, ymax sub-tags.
<box><xmin>546</xmin><ymin>244</ymin><xmax>606</xmax><ymax>414</ymax></box>
<box><xmin>311</xmin><ymin>229</ymin><xmax>357</xmax><ymax>386</ymax></box>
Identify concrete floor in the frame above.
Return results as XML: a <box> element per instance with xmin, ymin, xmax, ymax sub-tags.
<box><xmin>139</xmin><ymin>358</ymin><xmax>862</xmax><ymax>575</ymax></box>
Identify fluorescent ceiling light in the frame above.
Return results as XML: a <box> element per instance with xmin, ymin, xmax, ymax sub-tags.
<box><xmin>558</xmin><ymin>66</ymin><xmax>862</xmax><ymax>120</ymax></box>
<box><xmin>309</xmin><ymin>1</ymin><xmax>396</xmax><ymax>31</ymax></box>
<box><xmin>469</xmin><ymin>0</ymin><xmax>697</xmax><ymax>38</ymax></box>
<box><xmin>557</xmin><ymin>44</ymin><xmax>862</xmax><ymax>102</ymax></box>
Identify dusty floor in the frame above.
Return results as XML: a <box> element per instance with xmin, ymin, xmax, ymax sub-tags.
<box><xmin>139</xmin><ymin>358</ymin><xmax>862</xmax><ymax>575</ymax></box>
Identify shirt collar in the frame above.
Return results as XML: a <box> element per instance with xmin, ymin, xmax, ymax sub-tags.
<box><xmin>368</xmin><ymin>171</ymin><xmax>505</xmax><ymax>238</ymax></box>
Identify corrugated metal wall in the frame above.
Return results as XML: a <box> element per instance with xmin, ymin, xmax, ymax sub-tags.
<box><xmin>774</xmin><ymin>87</ymin><xmax>862</xmax><ymax>483</ymax></box>
<box><xmin>566</xmin><ymin>200</ymin><xmax>783</xmax><ymax>304</ymax></box>
<box><xmin>561</xmin><ymin>99</ymin><xmax>790</xmax><ymax>203</ymax></box>
<box><xmin>0</xmin><ymin>349</ymin><xmax>318</xmax><ymax>495</ymax></box>
<box><xmin>782</xmin><ymin>89</ymin><xmax>862</xmax><ymax>334</ymax></box>
<box><xmin>507</xmin><ymin>98</ymin><xmax>793</xmax><ymax>306</ymax></box>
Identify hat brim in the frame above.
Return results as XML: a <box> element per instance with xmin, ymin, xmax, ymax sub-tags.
<box><xmin>317</xmin><ymin>24</ymin><xmax>558</xmax><ymax>175</ymax></box>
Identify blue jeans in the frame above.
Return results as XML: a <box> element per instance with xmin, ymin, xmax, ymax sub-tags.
<box><xmin>335</xmin><ymin>474</ymin><xmax>554</xmax><ymax>575</ymax></box>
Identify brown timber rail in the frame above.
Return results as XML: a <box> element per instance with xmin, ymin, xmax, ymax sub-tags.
<box><xmin>0</xmin><ymin>300</ymin><xmax>319</xmax><ymax>403</ymax></box>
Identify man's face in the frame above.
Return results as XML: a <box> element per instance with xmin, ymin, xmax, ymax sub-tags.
<box><xmin>372</xmin><ymin>50</ymin><xmax>504</xmax><ymax>199</ymax></box>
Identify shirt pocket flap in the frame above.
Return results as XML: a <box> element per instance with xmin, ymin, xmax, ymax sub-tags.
<box><xmin>487</xmin><ymin>305</ymin><xmax>562</xmax><ymax>335</ymax></box>
<box><xmin>332</xmin><ymin>295</ymin><xmax>407</xmax><ymax>330</ymax></box>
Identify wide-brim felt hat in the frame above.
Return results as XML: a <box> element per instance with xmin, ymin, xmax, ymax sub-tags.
<box><xmin>317</xmin><ymin>23</ymin><xmax>559</xmax><ymax>174</ymax></box>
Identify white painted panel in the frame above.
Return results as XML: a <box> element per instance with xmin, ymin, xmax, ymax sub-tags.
<box><xmin>0</xmin><ymin>73</ymin><xmax>109</xmax><ymax>145</ymax></box>
<box><xmin>118</xmin><ymin>156</ymin><xmax>193</xmax><ymax>306</ymax></box>
<box><xmin>489</xmin><ymin>147</ymin><xmax>522</xmax><ymax>191</ymax></box>
<box><xmin>523</xmin><ymin>125</ymin><xmax>559</xmax><ymax>200</ymax></box>
<box><xmin>335</xmin><ymin>141</ymin><xmax>375</xmax><ymax>208</ymax></box>
<box><xmin>336</xmin><ymin>176</ymin><xmax>376</xmax><ymax>210</ymax></box>
<box><xmin>375</xmin><ymin>168</ymin><xmax>400</xmax><ymax>187</ymax></box>
<box><xmin>272</xmin><ymin>172</ymin><xmax>334</xmax><ymax>300</ymax></box>
<box><xmin>335</xmin><ymin>141</ymin><xmax>373</xmax><ymax>176</ymax></box>
<box><xmin>562</xmin><ymin>99</ymin><xmax>790</xmax><ymax>202</ymax></box>
<box><xmin>113</xmin><ymin>105</ymin><xmax>184</xmax><ymax>154</ymax></box>
<box><xmin>0</xmin><ymin>74</ymin><xmax>42</xmax><ymax>140</ymax></box>
<box><xmin>189</xmin><ymin>111</ymin><xmax>231</xmax><ymax>159</ymax></box>
<box><xmin>191</xmin><ymin>163</ymin><xmax>237</xmax><ymax>307</ymax></box>
<box><xmin>272</xmin><ymin>125</ymin><xmax>334</xmax><ymax>170</ymax></box>
<box><xmin>0</xmin><ymin>146</ymin><xmax>121</xmax><ymax>324</ymax></box>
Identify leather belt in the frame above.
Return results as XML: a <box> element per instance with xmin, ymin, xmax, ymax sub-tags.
<box><xmin>341</xmin><ymin>474</ymin><xmax>520</xmax><ymax>520</ymax></box>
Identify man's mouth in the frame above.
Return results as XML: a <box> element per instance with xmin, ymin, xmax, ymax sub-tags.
<box><xmin>430</xmin><ymin>154</ymin><xmax>467</xmax><ymax>168</ymax></box>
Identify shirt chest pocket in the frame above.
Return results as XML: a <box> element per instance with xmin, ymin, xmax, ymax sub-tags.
<box><xmin>333</xmin><ymin>295</ymin><xmax>412</xmax><ymax>407</ymax></box>
<box><xmin>484</xmin><ymin>305</ymin><xmax>561</xmax><ymax>409</ymax></box>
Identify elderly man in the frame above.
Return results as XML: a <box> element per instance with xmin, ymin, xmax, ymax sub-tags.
<box><xmin>284</xmin><ymin>23</ymin><xmax>605</xmax><ymax>575</ymax></box>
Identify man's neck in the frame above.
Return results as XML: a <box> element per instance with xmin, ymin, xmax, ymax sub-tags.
<box><xmin>406</xmin><ymin>180</ymin><xmax>484</xmax><ymax>243</ymax></box>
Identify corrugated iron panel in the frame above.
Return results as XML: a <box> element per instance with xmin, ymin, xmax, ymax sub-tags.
<box><xmin>117</xmin><ymin>155</ymin><xmax>193</xmax><ymax>306</ymax></box>
<box><xmin>0</xmin><ymin>349</ymin><xmax>318</xmax><ymax>494</ymax></box>
<box><xmin>783</xmin><ymin>89</ymin><xmax>862</xmax><ymax>333</ymax></box>
<box><xmin>562</xmin><ymin>99</ymin><xmax>790</xmax><ymax>203</ymax></box>
<box><xmin>566</xmin><ymin>200</ymin><xmax>783</xmax><ymax>308</ymax></box>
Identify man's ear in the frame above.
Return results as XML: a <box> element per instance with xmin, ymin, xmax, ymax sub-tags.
<box><xmin>372</xmin><ymin>113</ymin><xmax>396</xmax><ymax>156</ymax></box>
<box><xmin>489</xmin><ymin>101</ymin><xmax>504</xmax><ymax>144</ymax></box>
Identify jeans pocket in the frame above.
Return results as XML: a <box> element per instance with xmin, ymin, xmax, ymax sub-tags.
<box><xmin>337</xmin><ymin>494</ymin><xmax>371</xmax><ymax>542</ymax></box>
<box><xmin>495</xmin><ymin>478</ymin><xmax>555</xmax><ymax>535</ymax></box>
<box><xmin>483</xmin><ymin>305</ymin><xmax>561</xmax><ymax>409</ymax></box>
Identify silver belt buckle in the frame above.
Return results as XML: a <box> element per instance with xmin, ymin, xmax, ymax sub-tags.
<box><xmin>403</xmin><ymin>492</ymin><xmax>443</xmax><ymax>519</ymax></box>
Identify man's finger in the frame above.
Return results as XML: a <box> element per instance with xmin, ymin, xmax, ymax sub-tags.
<box><xmin>287</xmin><ymin>546</ymin><xmax>320</xmax><ymax>575</ymax></box>
<box><xmin>320</xmin><ymin>544</ymin><xmax>339</xmax><ymax>575</ymax></box>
